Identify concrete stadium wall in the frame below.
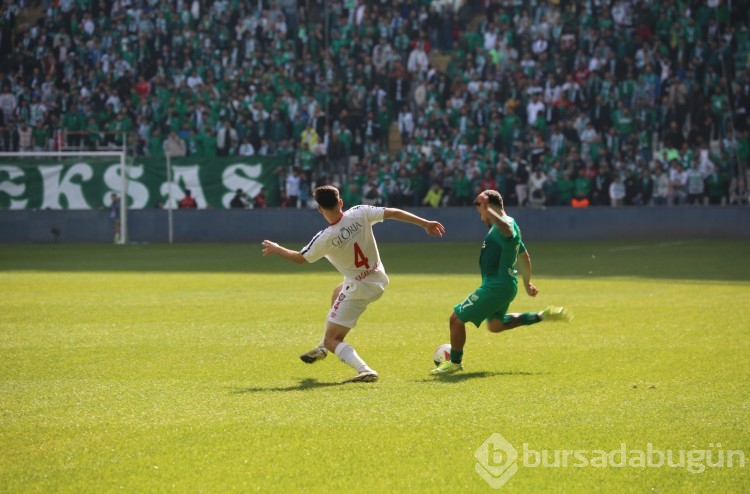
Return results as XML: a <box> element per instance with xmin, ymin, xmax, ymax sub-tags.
<box><xmin>1</xmin><ymin>207</ymin><xmax>749</xmax><ymax>243</ymax></box>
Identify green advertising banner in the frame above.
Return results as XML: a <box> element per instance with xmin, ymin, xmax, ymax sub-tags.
<box><xmin>0</xmin><ymin>156</ymin><xmax>283</xmax><ymax>210</ymax></box>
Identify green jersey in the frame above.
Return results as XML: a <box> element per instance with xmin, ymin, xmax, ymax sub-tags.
<box><xmin>480</xmin><ymin>219</ymin><xmax>526</xmax><ymax>288</ymax></box>
<box><xmin>454</xmin><ymin>217</ymin><xmax>527</xmax><ymax>326</ymax></box>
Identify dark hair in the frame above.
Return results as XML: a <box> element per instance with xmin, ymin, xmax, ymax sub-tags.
<box><xmin>485</xmin><ymin>189</ymin><xmax>504</xmax><ymax>209</ymax></box>
<box><xmin>314</xmin><ymin>185</ymin><xmax>340</xmax><ymax>210</ymax></box>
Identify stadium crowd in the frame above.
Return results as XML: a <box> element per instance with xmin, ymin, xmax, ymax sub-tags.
<box><xmin>0</xmin><ymin>0</ymin><xmax>749</xmax><ymax>207</ymax></box>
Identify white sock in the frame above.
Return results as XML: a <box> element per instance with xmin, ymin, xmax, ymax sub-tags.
<box><xmin>334</xmin><ymin>342</ymin><xmax>373</xmax><ymax>374</ymax></box>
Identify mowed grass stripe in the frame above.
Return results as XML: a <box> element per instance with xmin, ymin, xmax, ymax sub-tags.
<box><xmin>0</xmin><ymin>242</ymin><xmax>748</xmax><ymax>493</ymax></box>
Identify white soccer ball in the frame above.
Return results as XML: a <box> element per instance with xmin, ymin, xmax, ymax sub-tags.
<box><xmin>433</xmin><ymin>343</ymin><xmax>451</xmax><ymax>367</ymax></box>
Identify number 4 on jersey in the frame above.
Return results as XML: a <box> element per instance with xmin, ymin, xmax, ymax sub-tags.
<box><xmin>353</xmin><ymin>242</ymin><xmax>370</xmax><ymax>269</ymax></box>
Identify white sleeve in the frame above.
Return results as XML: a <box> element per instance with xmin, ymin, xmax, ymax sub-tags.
<box><xmin>351</xmin><ymin>205</ymin><xmax>384</xmax><ymax>225</ymax></box>
<box><xmin>301</xmin><ymin>230</ymin><xmax>328</xmax><ymax>263</ymax></box>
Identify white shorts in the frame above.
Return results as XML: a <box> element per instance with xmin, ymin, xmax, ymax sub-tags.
<box><xmin>327</xmin><ymin>288</ymin><xmax>383</xmax><ymax>329</ymax></box>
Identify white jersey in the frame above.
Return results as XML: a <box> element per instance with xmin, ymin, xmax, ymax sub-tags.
<box><xmin>301</xmin><ymin>205</ymin><xmax>389</xmax><ymax>299</ymax></box>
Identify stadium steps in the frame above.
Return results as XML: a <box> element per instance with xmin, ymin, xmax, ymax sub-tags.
<box><xmin>470</xmin><ymin>13</ymin><xmax>483</xmax><ymax>30</ymax></box>
<box><xmin>17</xmin><ymin>4</ymin><xmax>46</xmax><ymax>26</ymax></box>
<box><xmin>385</xmin><ymin>8</ymin><xmax>485</xmax><ymax>154</ymax></box>
<box><xmin>384</xmin><ymin>52</ymin><xmax>450</xmax><ymax>153</ymax></box>
<box><xmin>388</xmin><ymin>123</ymin><xmax>403</xmax><ymax>153</ymax></box>
<box><xmin>429</xmin><ymin>52</ymin><xmax>452</xmax><ymax>72</ymax></box>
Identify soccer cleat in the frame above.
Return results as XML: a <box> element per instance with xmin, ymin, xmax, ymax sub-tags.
<box><xmin>300</xmin><ymin>346</ymin><xmax>328</xmax><ymax>364</ymax></box>
<box><xmin>340</xmin><ymin>370</ymin><xmax>379</xmax><ymax>383</ymax></box>
<box><xmin>430</xmin><ymin>361</ymin><xmax>464</xmax><ymax>375</ymax></box>
<box><xmin>539</xmin><ymin>306</ymin><xmax>573</xmax><ymax>322</ymax></box>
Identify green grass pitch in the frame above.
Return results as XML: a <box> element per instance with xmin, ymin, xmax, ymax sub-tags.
<box><xmin>1</xmin><ymin>241</ymin><xmax>748</xmax><ymax>493</ymax></box>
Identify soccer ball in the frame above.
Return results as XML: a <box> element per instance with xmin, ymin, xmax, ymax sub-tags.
<box><xmin>433</xmin><ymin>344</ymin><xmax>451</xmax><ymax>367</ymax></box>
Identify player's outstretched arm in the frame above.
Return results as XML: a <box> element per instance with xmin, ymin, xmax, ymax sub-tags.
<box><xmin>485</xmin><ymin>206</ymin><xmax>514</xmax><ymax>237</ymax></box>
<box><xmin>261</xmin><ymin>240</ymin><xmax>307</xmax><ymax>264</ymax></box>
<box><xmin>517</xmin><ymin>250</ymin><xmax>538</xmax><ymax>296</ymax></box>
<box><xmin>383</xmin><ymin>208</ymin><xmax>445</xmax><ymax>237</ymax></box>
<box><xmin>475</xmin><ymin>193</ymin><xmax>513</xmax><ymax>237</ymax></box>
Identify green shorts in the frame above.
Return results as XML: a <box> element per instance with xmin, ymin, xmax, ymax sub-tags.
<box><xmin>453</xmin><ymin>284</ymin><xmax>518</xmax><ymax>327</ymax></box>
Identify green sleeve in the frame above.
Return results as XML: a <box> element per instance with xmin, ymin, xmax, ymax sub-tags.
<box><xmin>515</xmin><ymin>222</ymin><xmax>527</xmax><ymax>254</ymax></box>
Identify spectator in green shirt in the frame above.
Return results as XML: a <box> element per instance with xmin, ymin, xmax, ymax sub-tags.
<box><xmin>32</xmin><ymin>123</ymin><xmax>50</xmax><ymax>151</ymax></box>
<box><xmin>556</xmin><ymin>171</ymin><xmax>575</xmax><ymax>206</ymax></box>
<box><xmin>452</xmin><ymin>169</ymin><xmax>472</xmax><ymax>206</ymax></box>
<box><xmin>148</xmin><ymin>127</ymin><xmax>164</xmax><ymax>157</ymax></box>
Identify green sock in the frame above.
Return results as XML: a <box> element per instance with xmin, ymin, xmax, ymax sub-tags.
<box><xmin>450</xmin><ymin>348</ymin><xmax>463</xmax><ymax>364</ymax></box>
<box><xmin>502</xmin><ymin>312</ymin><xmax>542</xmax><ymax>325</ymax></box>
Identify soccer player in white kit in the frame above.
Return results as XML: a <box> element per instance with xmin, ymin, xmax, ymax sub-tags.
<box><xmin>262</xmin><ymin>185</ymin><xmax>445</xmax><ymax>383</ymax></box>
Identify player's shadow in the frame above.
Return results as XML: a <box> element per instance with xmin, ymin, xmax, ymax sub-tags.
<box><xmin>415</xmin><ymin>370</ymin><xmax>541</xmax><ymax>383</ymax></box>
<box><xmin>230</xmin><ymin>378</ymin><xmax>341</xmax><ymax>394</ymax></box>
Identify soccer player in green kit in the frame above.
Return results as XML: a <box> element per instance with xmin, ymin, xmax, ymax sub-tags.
<box><xmin>431</xmin><ymin>189</ymin><xmax>572</xmax><ymax>375</ymax></box>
